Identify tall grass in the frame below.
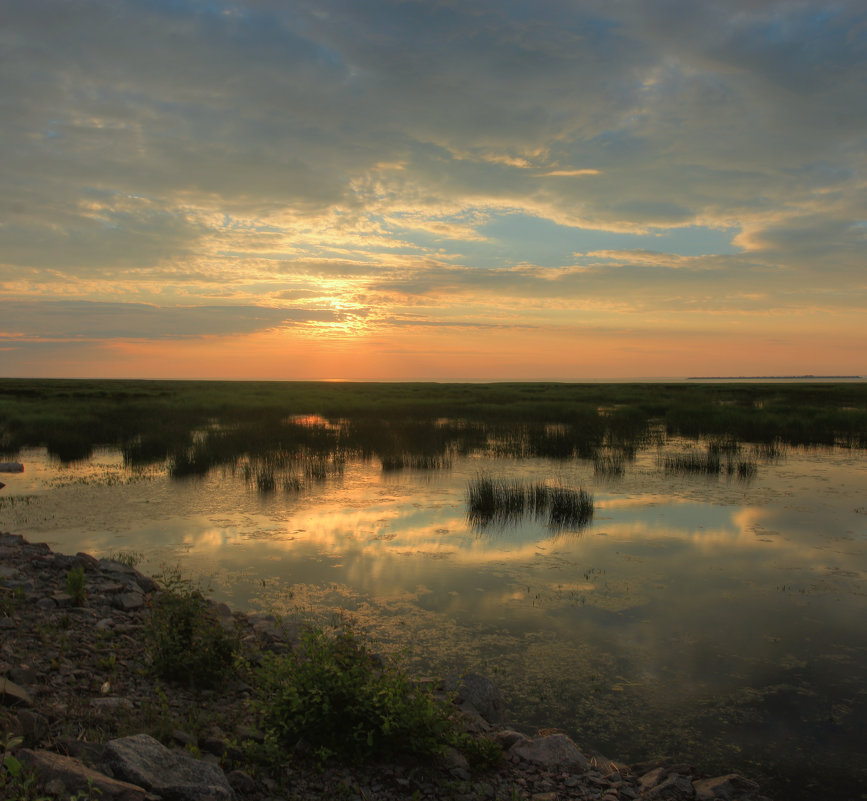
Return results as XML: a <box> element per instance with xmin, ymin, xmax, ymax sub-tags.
<box><xmin>467</xmin><ymin>475</ymin><xmax>593</xmax><ymax>530</ymax></box>
<box><xmin>2</xmin><ymin>379</ymin><xmax>864</xmax><ymax>474</ymax></box>
<box><xmin>660</xmin><ymin>446</ymin><xmax>758</xmax><ymax>480</ymax></box>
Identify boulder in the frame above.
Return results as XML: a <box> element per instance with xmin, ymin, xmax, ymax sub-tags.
<box><xmin>647</xmin><ymin>773</ymin><xmax>696</xmax><ymax>799</ymax></box>
<box><xmin>443</xmin><ymin>672</ymin><xmax>507</xmax><ymax>725</ymax></box>
<box><xmin>694</xmin><ymin>774</ymin><xmax>761</xmax><ymax>801</ymax></box>
<box><xmin>508</xmin><ymin>733</ymin><xmax>590</xmax><ymax>771</ymax></box>
<box><xmin>103</xmin><ymin>733</ymin><xmax>234</xmax><ymax>801</ymax></box>
<box><xmin>17</xmin><ymin>749</ymin><xmax>147</xmax><ymax>801</ymax></box>
<box><xmin>0</xmin><ymin>676</ymin><xmax>33</xmax><ymax>707</ymax></box>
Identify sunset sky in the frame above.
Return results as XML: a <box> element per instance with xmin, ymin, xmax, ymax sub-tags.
<box><xmin>1</xmin><ymin>0</ymin><xmax>865</xmax><ymax>380</ymax></box>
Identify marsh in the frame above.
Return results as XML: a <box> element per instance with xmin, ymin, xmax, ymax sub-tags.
<box><xmin>1</xmin><ymin>379</ymin><xmax>865</xmax><ymax>799</ymax></box>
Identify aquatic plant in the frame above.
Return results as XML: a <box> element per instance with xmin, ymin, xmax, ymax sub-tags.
<box><xmin>467</xmin><ymin>475</ymin><xmax>593</xmax><ymax>530</ymax></box>
<box><xmin>661</xmin><ymin>449</ymin><xmax>722</xmax><ymax>475</ymax></box>
<box><xmin>466</xmin><ymin>476</ymin><xmax>527</xmax><ymax>525</ymax></box>
<box><xmin>380</xmin><ymin>452</ymin><xmax>453</xmax><ymax>471</ymax></box>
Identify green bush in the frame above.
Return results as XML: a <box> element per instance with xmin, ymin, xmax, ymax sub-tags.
<box><xmin>65</xmin><ymin>565</ymin><xmax>87</xmax><ymax>606</ymax></box>
<box><xmin>146</xmin><ymin>567</ymin><xmax>237</xmax><ymax>688</ymax></box>
<box><xmin>253</xmin><ymin>624</ymin><xmax>459</xmax><ymax>764</ymax></box>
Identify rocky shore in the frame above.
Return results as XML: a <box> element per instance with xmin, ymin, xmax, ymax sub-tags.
<box><xmin>0</xmin><ymin>532</ymin><xmax>769</xmax><ymax>801</ymax></box>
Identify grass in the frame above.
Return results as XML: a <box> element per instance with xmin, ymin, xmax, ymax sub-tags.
<box><xmin>660</xmin><ymin>441</ymin><xmax>759</xmax><ymax>480</ymax></box>
<box><xmin>467</xmin><ymin>475</ymin><xmax>594</xmax><ymax>530</ymax></box>
<box><xmin>1</xmin><ymin>379</ymin><xmax>864</xmax><ymax>476</ymax></box>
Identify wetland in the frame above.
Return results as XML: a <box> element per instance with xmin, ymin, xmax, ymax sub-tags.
<box><xmin>1</xmin><ymin>379</ymin><xmax>866</xmax><ymax>799</ymax></box>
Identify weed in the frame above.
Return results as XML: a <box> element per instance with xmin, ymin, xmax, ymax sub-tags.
<box><xmin>252</xmin><ymin>623</ymin><xmax>459</xmax><ymax>765</ymax></box>
<box><xmin>105</xmin><ymin>550</ymin><xmax>144</xmax><ymax>568</ymax></box>
<box><xmin>1</xmin><ymin>733</ymin><xmax>52</xmax><ymax>801</ymax></box>
<box><xmin>146</xmin><ymin>566</ymin><xmax>238</xmax><ymax>688</ymax></box>
<box><xmin>0</xmin><ymin>585</ymin><xmax>14</xmax><ymax>617</ymax></box>
<box><xmin>66</xmin><ymin>565</ymin><xmax>87</xmax><ymax>606</ymax></box>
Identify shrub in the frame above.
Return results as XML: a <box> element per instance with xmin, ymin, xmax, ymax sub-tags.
<box><xmin>65</xmin><ymin>565</ymin><xmax>87</xmax><ymax>606</ymax></box>
<box><xmin>146</xmin><ymin>567</ymin><xmax>237</xmax><ymax>688</ymax></box>
<box><xmin>253</xmin><ymin>624</ymin><xmax>458</xmax><ymax>764</ymax></box>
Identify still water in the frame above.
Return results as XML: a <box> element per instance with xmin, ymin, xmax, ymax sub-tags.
<box><xmin>2</xmin><ymin>442</ymin><xmax>866</xmax><ymax>796</ymax></box>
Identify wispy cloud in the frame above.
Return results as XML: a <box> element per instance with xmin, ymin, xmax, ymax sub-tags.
<box><xmin>1</xmin><ymin>0</ymin><xmax>865</xmax><ymax>377</ymax></box>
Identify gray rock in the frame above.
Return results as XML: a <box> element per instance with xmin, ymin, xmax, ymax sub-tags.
<box><xmin>640</xmin><ymin>767</ymin><xmax>667</xmax><ymax>790</ymax></box>
<box><xmin>443</xmin><ymin>672</ymin><xmax>507</xmax><ymax>725</ymax></box>
<box><xmin>17</xmin><ymin>749</ymin><xmax>147</xmax><ymax>801</ymax></box>
<box><xmin>444</xmin><ymin>747</ymin><xmax>472</xmax><ymax>781</ymax></box>
<box><xmin>90</xmin><ymin>697</ymin><xmax>135</xmax><ymax>711</ymax></box>
<box><xmin>508</xmin><ymin>733</ymin><xmax>590</xmax><ymax>770</ymax></box>
<box><xmin>647</xmin><ymin>773</ymin><xmax>696</xmax><ymax>799</ymax></box>
<box><xmin>0</xmin><ymin>676</ymin><xmax>33</xmax><ymax>706</ymax></box>
<box><xmin>103</xmin><ymin>733</ymin><xmax>235</xmax><ymax>801</ymax></box>
<box><xmin>493</xmin><ymin>729</ymin><xmax>529</xmax><ymax>749</ymax></box>
<box><xmin>225</xmin><ymin>770</ymin><xmax>257</xmax><ymax>795</ymax></box>
<box><xmin>115</xmin><ymin>592</ymin><xmax>145</xmax><ymax>611</ymax></box>
<box><xmin>15</xmin><ymin>708</ymin><xmax>49</xmax><ymax>746</ymax></box>
<box><xmin>693</xmin><ymin>774</ymin><xmax>761</xmax><ymax>801</ymax></box>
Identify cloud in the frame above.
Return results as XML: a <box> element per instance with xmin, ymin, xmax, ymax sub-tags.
<box><xmin>1</xmin><ymin>0</ymin><xmax>865</xmax><ymax>376</ymax></box>
<box><xmin>0</xmin><ymin>301</ymin><xmax>342</xmax><ymax>341</ymax></box>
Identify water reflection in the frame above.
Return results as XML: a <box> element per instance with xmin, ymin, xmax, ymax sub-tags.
<box><xmin>1</xmin><ymin>444</ymin><xmax>866</xmax><ymax>797</ymax></box>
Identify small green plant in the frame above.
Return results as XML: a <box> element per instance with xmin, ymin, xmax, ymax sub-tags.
<box><xmin>253</xmin><ymin>623</ymin><xmax>458</xmax><ymax>764</ymax></box>
<box><xmin>0</xmin><ymin>585</ymin><xmax>14</xmax><ymax>617</ymax></box>
<box><xmin>1</xmin><ymin>733</ymin><xmax>52</xmax><ymax>801</ymax></box>
<box><xmin>106</xmin><ymin>550</ymin><xmax>144</xmax><ymax>568</ymax></box>
<box><xmin>146</xmin><ymin>566</ymin><xmax>238</xmax><ymax>688</ymax></box>
<box><xmin>66</xmin><ymin>564</ymin><xmax>88</xmax><ymax>605</ymax></box>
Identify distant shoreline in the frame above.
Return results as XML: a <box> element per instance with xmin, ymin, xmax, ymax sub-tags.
<box><xmin>687</xmin><ymin>375</ymin><xmax>862</xmax><ymax>380</ymax></box>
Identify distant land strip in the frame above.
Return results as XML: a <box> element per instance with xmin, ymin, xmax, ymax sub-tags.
<box><xmin>687</xmin><ymin>375</ymin><xmax>863</xmax><ymax>380</ymax></box>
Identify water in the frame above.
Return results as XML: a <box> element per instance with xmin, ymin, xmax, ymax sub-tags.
<box><xmin>2</xmin><ymin>442</ymin><xmax>866</xmax><ymax>797</ymax></box>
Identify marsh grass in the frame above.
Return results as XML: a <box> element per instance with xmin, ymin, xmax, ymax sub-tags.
<box><xmin>593</xmin><ymin>449</ymin><xmax>629</xmax><ymax>478</ymax></box>
<box><xmin>1</xmin><ymin>380</ymin><xmax>864</xmax><ymax>481</ymax></box>
<box><xmin>241</xmin><ymin>451</ymin><xmax>345</xmax><ymax>494</ymax></box>
<box><xmin>467</xmin><ymin>475</ymin><xmax>593</xmax><ymax>530</ymax></box>
<box><xmin>661</xmin><ymin>450</ymin><xmax>723</xmax><ymax>475</ymax></box>
<box><xmin>380</xmin><ymin>452</ymin><xmax>453</xmax><ymax>471</ymax></box>
<box><xmin>661</xmin><ymin>446</ymin><xmax>758</xmax><ymax>480</ymax></box>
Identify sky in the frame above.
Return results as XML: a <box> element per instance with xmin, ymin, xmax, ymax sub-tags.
<box><xmin>1</xmin><ymin>0</ymin><xmax>865</xmax><ymax>381</ymax></box>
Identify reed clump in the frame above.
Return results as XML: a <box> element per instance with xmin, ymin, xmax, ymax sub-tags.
<box><xmin>660</xmin><ymin>446</ymin><xmax>757</xmax><ymax>480</ymax></box>
<box><xmin>467</xmin><ymin>475</ymin><xmax>593</xmax><ymax>530</ymax></box>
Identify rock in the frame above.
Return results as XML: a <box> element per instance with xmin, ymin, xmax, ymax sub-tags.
<box><xmin>444</xmin><ymin>746</ymin><xmax>472</xmax><ymax>781</ymax></box>
<box><xmin>14</xmin><ymin>708</ymin><xmax>49</xmax><ymax>746</ymax></box>
<box><xmin>493</xmin><ymin>729</ymin><xmax>529</xmax><ymax>749</ymax></box>
<box><xmin>225</xmin><ymin>770</ymin><xmax>257</xmax><ymax>795</ymax></box>
<box><xmin>0</xmin><ymin>462</ymin><xmax>24</xmax><ymax>472</ymax></box>
<box><xmin>114</xmin><ymin>592</ymin><xmax>145</xmax><ymax>611</ymax></box>
<box><xmin>508</xmin><ymin>733</ymin><xmax>590</xmax><ymax>771</ymax></box>
<box><xmin>16</xmin><ymin>749</ymin><xmax>147</xmax><ymax>801</ymax></box>
<box><xmin>0</xmin><ymin>676</ymin><xmax>33</xmax><ymax>706</ymax></box>
<box><xmin>443</xmin><ymin>672</ymin><xmax>507</xmax><ymax>725</ymax></box>
<box><xmin>640</xmin><ymin>767</ymin><xmax>667</xmax><ymax>790</ymax></box>
<box><xmin>90</xmin><ymin>697</ymin><xmax>135</xmax><ymax>711</ymax></box>
<box><xmin>647</xmin><ymin>773</ymin><xmax>696</xmax><ymax>799</ymax></box>
<box><xmin>693</xmin><ymin>774</ymin><xmax>761</xmax><ymax>800</ymax></box>
<box><xmin>103</xmin><ymin>733</ymin><xmax>235</xmax><ymax>801</ymax></box>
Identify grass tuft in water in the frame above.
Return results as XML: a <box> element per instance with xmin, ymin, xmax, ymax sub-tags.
<box><xmin>467</xmin><ymin>475</ymin><xmax>593</xmax><ymax>530</ymax></box>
